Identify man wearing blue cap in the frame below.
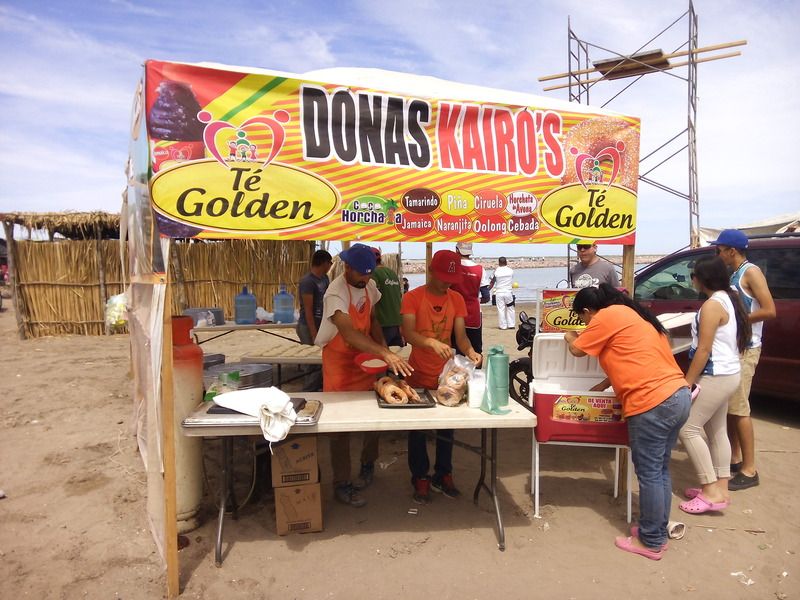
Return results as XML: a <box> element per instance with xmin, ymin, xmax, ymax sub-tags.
<box><xmin>316</xmin><ymin>243</ymin><xmax>413</xmax><ymax>507</ymax></box>
<box><xmin>709</xmin><ymin>229</ymin><xmax>776</xmax><ymax>491</ymax></box>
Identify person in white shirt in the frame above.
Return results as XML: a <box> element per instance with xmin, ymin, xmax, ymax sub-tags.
<box><xmin>489</xmin><ymin>256</ymin><xmax>515</xmax><ymax>330</ymax></box>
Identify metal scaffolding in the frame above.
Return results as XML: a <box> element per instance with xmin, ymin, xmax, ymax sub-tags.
<box><xmin>540</xmin><ymin>2</ymin><xmax>745</xmax><ymax>249</ymax></box>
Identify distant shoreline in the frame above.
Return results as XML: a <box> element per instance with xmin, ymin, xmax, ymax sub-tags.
<box><xmin>401</xmin><ymin>255</ymin><xmax>665</xmax><ymax>274</ymax></box>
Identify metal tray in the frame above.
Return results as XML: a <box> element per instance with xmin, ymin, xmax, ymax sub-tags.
<box><xmin>375</xmin><ymin>388</ymin><xmax>436</xmax><ymax>409</ymax></box>
<box><xmin>294</xmin><ymin>398</ymin><xmax>323</xmax><ymax>425</ymax></box>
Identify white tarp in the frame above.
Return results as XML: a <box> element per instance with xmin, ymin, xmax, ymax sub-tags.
<box><xmin>698</xmin><ymin>211</ymin><xmax>800</xmax><ymax>245</ymax></box>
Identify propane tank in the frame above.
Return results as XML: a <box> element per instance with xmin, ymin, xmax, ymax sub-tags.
<box><xmin>171</xmin><ymin>316</ymin><xmax>204</xmax><ymax>533</ymax></box>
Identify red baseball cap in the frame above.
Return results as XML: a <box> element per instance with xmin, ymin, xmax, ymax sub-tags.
<box><xmin>430</xmin><ymin>250</ymin><xmax>462</xmax><ymax>284</ymax></box>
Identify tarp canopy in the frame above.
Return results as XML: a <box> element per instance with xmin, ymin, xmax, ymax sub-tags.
<box><xmin>127</xmin><ymin>61</ymin><xmax>642</xmax><ymax>592</ymax></box>
<box><xmin>137</xmin><ymin>60</ymin><xmax>641</xmax><ymax>248</ymax></box>
<box><xmin>698</xmin><ymin>212</ymin><xmax>800</xmax><ymax>244</ymax></box>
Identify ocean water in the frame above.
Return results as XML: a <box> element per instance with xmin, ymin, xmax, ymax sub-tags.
<box><xmin>405</xmin><ymin>264</ymin><xmax>650</xmax><ymax>301</ymax></box>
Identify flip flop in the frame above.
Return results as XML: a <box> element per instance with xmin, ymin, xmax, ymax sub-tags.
<box><xmin>614</xmin><ymin>535</ymin><xmax>664</xmax><ymax>560</ymax></box>
<box><xmin>630</xmin><ymin>525</ymin><xmax>668</xmax><ymax>551</ymax></box>
<box><xmin>684</xmin><ymin>487</ymin><xmax>702</xmax><ymax>499</ymax></box>
<box><xmin>679</xmin><ymin>493</ymin><xmax>729</xmax><ymax>514</ymax></box>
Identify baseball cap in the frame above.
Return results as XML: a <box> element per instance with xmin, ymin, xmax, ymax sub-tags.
<box><xmin>430</xmin><ymin>250</ymin><xmax>462</xmax><ymax>284</ymax></box>
<box><xmin>709</xmin><ymin>229</ymin><xmax>748</xmax><ymax>250</ymax></box>
<box><xmin>340</xmin><ymin>243</ymin><xmax>376</xmax><ymax>274</ymax></box>
<box><xmin>455</xmin><ymin>241</ymin><xmax>473</xmax><ymax>256</ymax></box>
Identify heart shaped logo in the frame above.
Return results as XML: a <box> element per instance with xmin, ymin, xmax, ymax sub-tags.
<box><xmin>570</xmin><ymin>141</ymin><xmax>625</xmax><ymax>189</ymax></box>
<box><xmin>197</xmin><ymin>110</ymin><xmax>291</xmax><ymax>170</ymax></box>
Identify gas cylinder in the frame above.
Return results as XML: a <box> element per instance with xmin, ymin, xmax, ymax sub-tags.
<box><xmin>171</xmin><ymin>316</ymin><xmax>204</xmax><ymax>532</ymax></box>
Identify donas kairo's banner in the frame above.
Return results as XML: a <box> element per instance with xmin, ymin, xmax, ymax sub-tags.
<box><xmin>140</xmin><ymin>60</ymin><xmax>640</xmax><ymax>243</ymax></box>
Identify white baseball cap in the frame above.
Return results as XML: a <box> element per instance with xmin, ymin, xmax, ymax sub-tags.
<box><xmin>455</xmin><ymin>241</ymin><xmax>473</xmax><ymax>256</ymax></box>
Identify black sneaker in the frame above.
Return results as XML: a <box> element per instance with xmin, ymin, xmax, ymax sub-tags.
<box><xmin>334</xmin><ymin>483</ymin><xmax>367</xmax><ymax>507</ymax></box>
<box><xmin>729</xmin><ymin>471</ymin><xmax>759</xmax><ymax>491</ymax></box>
<box><xmin>412</xmin><ymin>477</ymin><xmax>431</xmax><ymax>504</ymax></box>
<box><xmin>431</xmin><ymin>473</ymin><xmax>461</xmax><ymax>498</ymax></box>
<box><xmin>352</xmin><ymin>463</ymin><xmax>375</xmax><ymax>490</ymax></box>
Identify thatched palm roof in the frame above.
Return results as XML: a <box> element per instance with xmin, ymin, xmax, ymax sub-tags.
<box><xmin>0</xmin><ymin>211</ymin><xmax>120</xmax><ymax>240</ymax></box>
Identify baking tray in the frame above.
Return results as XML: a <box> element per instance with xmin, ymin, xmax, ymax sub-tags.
<box><xmin>375</xmin><ymin>388</ymin><xmax>436</xmax><ymax>409</ymax></box>
<box><xmin>206</xmin><ymin>397</ymin><xmax>323</xmax><ymax>426</ymax></box>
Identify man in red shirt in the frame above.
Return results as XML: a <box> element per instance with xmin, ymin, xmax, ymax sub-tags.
<box><xmin>450</xmin><ymin>242</ymin><xmax>484</xmax><ymax>353</ymax></box>
<box><xmin>401</xmin><ymin>250</ymin><xmax>482</xmax><ymax>503</ymax></box>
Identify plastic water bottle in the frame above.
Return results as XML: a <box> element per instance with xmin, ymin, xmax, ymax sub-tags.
<box><xmin>234</xmin><ymin>285</ymin><xmax>257</xmax><ymax>324</ymax></box>
<box><xmin>273</xmin><ymin>283</ymin><xmax>295</xmax><ymax>323</ymax></box>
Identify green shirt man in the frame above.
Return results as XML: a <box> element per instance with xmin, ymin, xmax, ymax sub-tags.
<box><xmin>370</xmin><ymin>247</ymin><xmax>404</xmax><ymax>346</ymax></box>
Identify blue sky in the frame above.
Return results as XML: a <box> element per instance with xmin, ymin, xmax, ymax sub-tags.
<box><xmin>1</xmin><ymin>0</ymin><xmax>797</xmax><ymax>258</ymax></box>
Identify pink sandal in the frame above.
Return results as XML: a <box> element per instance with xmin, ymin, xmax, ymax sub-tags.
<box><xmin>614</xmin><ymin>535</ymin><xmax>664</xmax><ymax>560</ymax></box>
<box><xmin>679</xmin><ymin>493</ymin><xmax>729</xmax><ymax>514</ymax></box>
<box><xmin>684</xmin><ymin>487</ymin><xmax>701</xmax><ymax>499</ymax></box>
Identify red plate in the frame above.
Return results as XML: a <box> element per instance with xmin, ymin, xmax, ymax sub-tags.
<box><xmin>355</xmin><ymin>352</ymin><xmax>389</xmax><ymax>374</ymax></box>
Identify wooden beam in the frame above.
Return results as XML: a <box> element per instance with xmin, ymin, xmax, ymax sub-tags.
<box><xmin>425</xmin><ymin>242</ymin><xmax>433</xmax><ymax>285</ymax></box>
<box><xmin>543</xmin><ymin>51</ymin><xmax>741</xmax><ymax>92</ymax></box>
<box><xmin>538</xmin><ymin>39</ymin><xmax>747</xmax><ymax>82</ymax></box>
<box><xmin>2</xmin><ymin>220</ymin><xmax>27</xmax><ymax>340</ymax></box>
<box><xmin>161</xmin><ymin>264</ymin><xmax>181</xmax><ymax>598</ymax></box>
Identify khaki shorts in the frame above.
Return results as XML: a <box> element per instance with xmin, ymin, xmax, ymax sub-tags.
<box><xmin>728</xmin><ymin>347</ymin><xmax>762</xmax><ymax>417</ymax></box>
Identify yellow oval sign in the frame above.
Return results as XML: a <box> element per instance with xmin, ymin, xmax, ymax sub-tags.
<box><xmin>151</xmin><ymin>159</ymin><xmax>340</xmax><ymax>233</ymax></box>
<box><xmin>543</xmin><ymin>307</ymin><xmax>585</xmax><ymax>331</ymax></box>
<box><xmin>538</xmin><ymin>183</ymin><xmax>636</xmax><ymax>240</ymax></box>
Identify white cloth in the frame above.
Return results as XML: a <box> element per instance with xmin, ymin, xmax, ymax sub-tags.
<box><xmin>492</xmin><ymin>266</ymin><xmax>514</xmax><ymax>293</ymax></box>
<box><xmin>213</xmin><ymin>387</ymin><xmax>297</xmax><ymax>445</ymax></box>
<box><xmin>315</xmin><ymin>274</ymin><xmax>381</xmax><ymax>347</ymax></box>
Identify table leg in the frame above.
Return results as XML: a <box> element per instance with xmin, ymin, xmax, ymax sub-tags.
<box><xmin>471</xmin><ymin>429</ymin><xmax>505</xmax><ymax>551</ymax></box>
<box><xmin>214</xmin><ymin>437</ymin><xmax>239</xmax><ymax>567</ymax></box>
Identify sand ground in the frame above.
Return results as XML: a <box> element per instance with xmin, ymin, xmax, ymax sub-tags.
<box><xmin>1</xmin><ymin>299</ymin><xmax>798</xmax><ymax>599</ymax></box>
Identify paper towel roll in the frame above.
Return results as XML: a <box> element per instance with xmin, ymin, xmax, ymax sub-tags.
<box><xmin>468</xmin><ymin>371</ymin><xmax>486</xmax><ymax>409</ymax></box>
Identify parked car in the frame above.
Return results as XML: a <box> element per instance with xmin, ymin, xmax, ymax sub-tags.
<box><xmin>633</xmin><ymin>232</ymin><xmax>800</xmax><ymax>401</ymax></box>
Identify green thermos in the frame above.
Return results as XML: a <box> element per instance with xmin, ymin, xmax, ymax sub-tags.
<box><xmin>481</xmin><ymin>345</ymin><xmax>511</xmax><ymax>415</ymax></box>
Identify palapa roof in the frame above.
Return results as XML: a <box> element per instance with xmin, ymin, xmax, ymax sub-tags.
<box><xmin>0</xmin><ymin>211</ymin><xmax>121</xmax><ymax>240</ymax></box>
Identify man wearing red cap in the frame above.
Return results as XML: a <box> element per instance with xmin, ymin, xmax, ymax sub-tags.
<box><xmin>401</xmin><ymin>250</ymin><xmax>482</xmax><ymax>503</ymax></box>
<box><xmin>451</xmin><ymin>241</ymin><xmax>484</xmax><ymax>353</ymax></box>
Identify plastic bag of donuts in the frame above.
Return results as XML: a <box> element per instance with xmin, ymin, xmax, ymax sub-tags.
<box><xmin>434</xmin><ymin>355</ymin><xmax>475</xmax><ymax>407</ymax></box>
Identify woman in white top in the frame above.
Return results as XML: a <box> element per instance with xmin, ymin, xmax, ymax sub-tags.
<box><xmin>678</xmin><ymin>256</ymin><xmax>751</xmax><ymax>514</ymax></box>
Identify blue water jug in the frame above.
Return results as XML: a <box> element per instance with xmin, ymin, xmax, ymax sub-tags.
<box><xmin>234</xmin><ymin>285</ymin><xmax>257</xmax><ymax>324</ymax></box>
<box><xmin>273</xmin><ymin>283</ymin><xmax>295</xmax><ymax>323</ymax></box>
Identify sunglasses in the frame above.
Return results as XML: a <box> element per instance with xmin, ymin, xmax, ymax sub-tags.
<box><xmin>577</xmin><ymin>245</ymin><xmax>592</xmax><ymax>250</ymax></box>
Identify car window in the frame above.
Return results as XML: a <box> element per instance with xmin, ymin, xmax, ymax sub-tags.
<box><xmin>634</xmin><ymin>255</ymin><xmax>701</xmax><ymax>301</ymax></box>
<box><xmin>748</xmin><ymin>248</ymin><xmax>800</xmax><ymax>300</ymax></box>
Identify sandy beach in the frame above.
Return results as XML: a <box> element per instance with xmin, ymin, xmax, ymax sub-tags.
<box><xmin>1</xmin><ymin>299</ymin><xmax>798</xmax><ymax>599</ymax></box>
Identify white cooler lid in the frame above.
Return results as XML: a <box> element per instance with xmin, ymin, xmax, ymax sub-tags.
<box><xmin>532</xmin><ymin>333</ymin><xmax>607</xmax><ymax>380</ymax></box>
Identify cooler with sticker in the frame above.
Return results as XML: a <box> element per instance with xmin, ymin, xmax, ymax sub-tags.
<box><xmin>530</xmin><ymin>333</ymin><xmax>628</xmax><ymax>445</ymax></box>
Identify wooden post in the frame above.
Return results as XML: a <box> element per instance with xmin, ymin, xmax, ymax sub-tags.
<box><xmin>95</xmin><ymin>226</ymin><xmax>110</xmax><ymax>335</ymax></box>
<box><xmin>169</xmin><ymin>241</ymin><xmax>188</xmax><ymax>314</ymax></box>
<box><xmin>618</xmin><ymin>243</ymin><xmax>636</xmax><ymax>493</ymax></box>
<box><xmin>160</xmin><ymin>265</ymin><xmax>181</xmax><ymax>598</ymax></box>
<box><xmin>2</xmin><ymin>220</ymin><xmax>27</xmax><ymax>340</ymax></box>
<box><xmin>425</xmin><ymin>242</ymin><xmax>433</xmax><ymax>285</ymax></box>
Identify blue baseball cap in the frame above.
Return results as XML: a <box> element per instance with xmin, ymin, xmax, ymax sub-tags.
<box><xmin>340</xmin><ymin>243</ymin><xmax>376</xmax><ymax>274</ymax></box>
<box><xmin>709</xmin><ymin>229</ymin><xmax>748</xmax><ymax>250</ymax></box>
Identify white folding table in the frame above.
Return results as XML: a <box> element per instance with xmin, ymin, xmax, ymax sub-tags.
<box><xmin>183</xmin><ymin>393</ymin><xmax>536</xmax><ymax>565</ymax></box>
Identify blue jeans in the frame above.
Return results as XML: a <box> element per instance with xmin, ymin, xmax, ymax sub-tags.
<box><xmin>408</xmin><ymin>429</ymin><xmax>454</xmax><ymax>480</ymax></box>
<box><xmin>626</xmin><ymin>387</ymin><xmax>691</xmax><ymax>549</ymax></box>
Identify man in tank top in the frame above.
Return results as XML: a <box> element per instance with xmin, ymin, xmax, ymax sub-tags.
<box><xmin>296</xmin><ymin>249</ymin><xmax>332</xmax><ymax>391</ymax></box>
<box><xmin>710</xmin><ymin>229</ymin><xmax>776</xmax><ymax>491</ymax></box>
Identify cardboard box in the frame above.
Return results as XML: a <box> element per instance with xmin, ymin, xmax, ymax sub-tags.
<box><xmin>275</xmin><ymin>483</ymin><xmax>323</xmax><ymax>535</ymax></box>
<box><xmin>271</xmin><ymin>435</ymin><xmax>318</xmax><ymax>488</ymax></box>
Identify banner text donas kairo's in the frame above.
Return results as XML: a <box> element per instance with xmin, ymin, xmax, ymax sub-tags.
<box><xmin>141</xmin><ymin>60</ymin><xmax>641</xmax><ymax>244</ymax></box>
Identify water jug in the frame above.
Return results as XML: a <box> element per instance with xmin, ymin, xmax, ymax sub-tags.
<box><xmin>234</xmin><ymin>285</ymin><xmax>257</xmax><ymax>324</ymax></box>
<box><xmin>481</xmin><ymin>345</ymin><xmax>511</xmax><ymax>415</ymax></box>
<box><xmin>170</xmin><ymin>316</ymin><xmax>203</xmax><ymax>532</ymax></box>
<box><xmin>273</xmin><ymin>283</ymin><xmax>295</xmax><ymax>323</ymax></box>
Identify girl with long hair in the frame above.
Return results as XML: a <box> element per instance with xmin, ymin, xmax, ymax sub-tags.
<box><xmin>677</xmin><ymin>256</ymin><xmax>751</xmax><ymax>514</ymax></box>
<box><xmin>565</xmin><ymin>284</ymin><xmax>690</xmax><ymax>560</ymax></box>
